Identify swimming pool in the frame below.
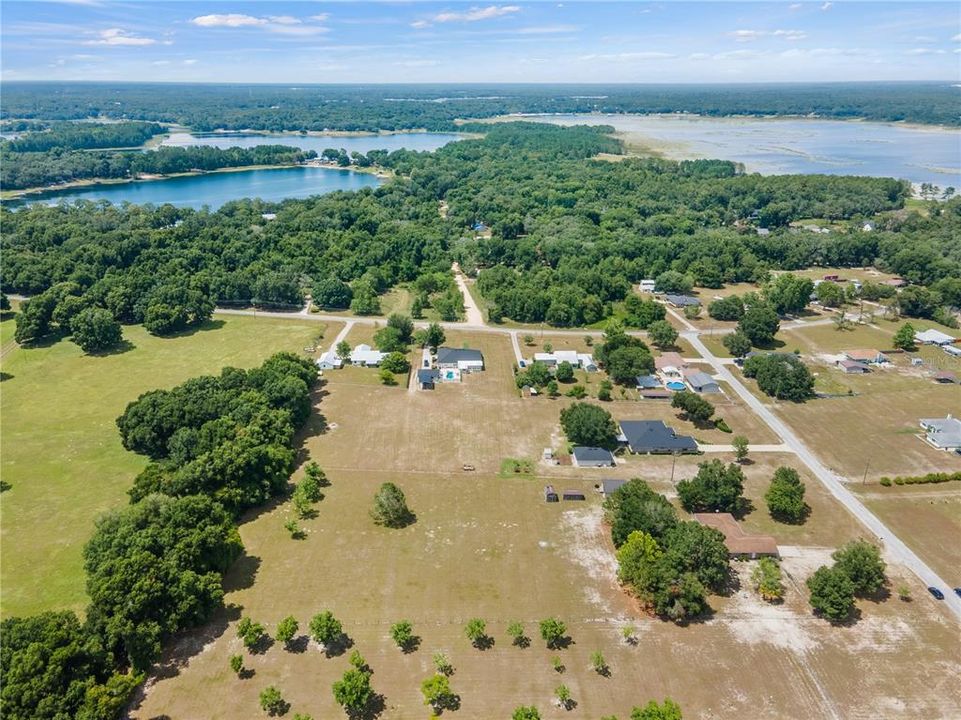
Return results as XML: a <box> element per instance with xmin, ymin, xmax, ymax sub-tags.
<box><xmin>666</xmin><ymin>381</ymin><xmax>687</xmax><ymax>391</ymax></box>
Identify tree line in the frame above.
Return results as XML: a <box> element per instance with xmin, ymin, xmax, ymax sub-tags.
<box><xmin>0</xmin><ymin>353</ymin><xmax>319</xmax><ymax>720</ymax></box>
<box><xmin>2</xmin><ymin>121</ymin><xmax>164</xmax><ymax>153</ymax></box>
<box><xmin>3</xmin><ymin>82</ymin><xmax>956</xmax><ymax>128</ymax></box>
<box><xmin>1</xmin><ymin>144</ymin><xmax>317</xmax><ymax>190</ymax></box>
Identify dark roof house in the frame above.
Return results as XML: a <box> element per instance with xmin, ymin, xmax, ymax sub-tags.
<box><xmin>619</xmin><ymin>420</ymin><xmax>697</xmax><ymax>454</ymax></box>
<box><xmin>571</xmin><ymin>446</ymin><xmax>616</xmax><ymax>467</ymax></box>
<box><xmin>665</xmin><ymin>294</ymin><xmax>701</xmax><ymax>308</ymax></box>
<box><xmin>436</xmin><ymin>347</ymin><xmax>484</xmax><ymax>370</ymax></box>
<box><xmin>635</xmin><ymin>375</ymin><xmax>661</xmax><ymax>389</ymax></box>
<box><xmin>417</xmin><ymin>368</ymin><xmax>439</xmax><ymax>389</ymax></box>
<box><xmin>600</xmin><ymin>479</ymin><xmax>627</xmax><ymax>496</ymax></box>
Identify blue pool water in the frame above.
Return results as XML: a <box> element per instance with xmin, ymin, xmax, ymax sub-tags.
<box><xmin>666</xmin><ymin>381</ymin><xmax>687</xmax><ymax>391</ymax></box>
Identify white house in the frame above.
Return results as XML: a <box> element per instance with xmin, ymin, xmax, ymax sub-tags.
<box><xmin>915</xmin><ymin>328</ymin><xmax>956</xmax><ymax>346</ymax></box>
<box><xmin>316</xmin><ymin>351</ymin><xmax>343</xmax><ymax>370</ymax></box>
<box><xmin>639</xmin><ymin>279</ymin><xmax>656</xmax><ymax>293</ymax></box>
<box><xmin>919</xmin><ymin>416</ymin><xmax>961</xmax><ymax>451</ymax></box>
<box><xmin>532</xmin><ymin>350</ymin><xmax>597</xmax><ymax>371</ymax></box>
<box><xmin>350</xmin><ymin>344</ymin><xmax>387</xmax><ymax>367</ymax></box>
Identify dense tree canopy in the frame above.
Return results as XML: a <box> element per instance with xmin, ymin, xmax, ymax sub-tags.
<box><xmin>83</xmin><ymin>494</ymin><xmax>243</xmax><ymax>672</ymax></box>
<box><xmin>742</xmin><ymin>353</ymin><xmax>815</xmax><ymax>401</ymax></box>
<box><xmin>560</xmin><ymin>402</ymin><xmax>619</xmax><ymax>450</ymax></box>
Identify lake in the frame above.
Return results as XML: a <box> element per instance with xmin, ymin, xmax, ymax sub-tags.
<box><xmin>8</xmin><ymin>131</ymin><xmax>463</xmax><ymax>209</ymax></box>
<box><xmin>525</xmin><ymin>114</ymin><xmax>961</xmax><ymax>187</ymax></box>
<box><xmin>11</xmin><ymin>166</ymin><xmax>383</xmax><ymax>210</ymax></box>
<box><xmin>159</xmin><ymin>131</ymin><xmax>464</xmax><ymax>154</ymax></box>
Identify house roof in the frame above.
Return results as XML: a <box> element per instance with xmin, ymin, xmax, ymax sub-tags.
<box><xmin>316</xmin><ymin>351</ymin><xmax>342</xmax><ymax>366</ymax></box>
<box><xmin>845</xmin><ymin>349</ymin><xmax>886</xmax><ymax>362</ymax></box>
<box><xmin>601</xmin><ymin>479</ymin><xmax>627</xmax><ymax>496</ymax></box>
<box><xmin>350</xmin><ymin>344</ymin><xmax>387</xmax><ymax>364</ymax></box>
<box><xmin>619</xmin><ymin>420</ymin><xmax>697</xmax><ymax>453</ymax></box>
<box><xmin>417</xmin><ymin>368</ymin><xmax>439</xmax><ymax>383</ymax></box>
<box><xmin>635</xmin><ymin>375</ymin><xmax>661</xmax><ymax>389</ymax></box>
<box><xmin>436</xmin><ymin>347</ymin><xmax>483</xmax><ymax>364</ymax></box>
<box><xmin>915</xmin><ymin>328</ymin><xmax>956</xmax><ymax>345</ymax></box>
<box><xmin>920</xmin><ymin>416</ymin><xmax>961</xmax><ymax>434</ymax></box>
<box><xmin>685</xmin><ymin>371</ymin><xmax>720</xmax><ymax>390</ymax></box>
<box><xmin>655</xmin><ymin>352</ymin><xmax>687</xmax><ymax>370</ymax></box>
<box><xmin>576</xmin><ymin>353</ymin><xmax>596</xmax><ymax>367</ymax></box>
<box><xmin>933</xmin><ymin>371</ymin><xmax>957</xmax><ymax>383</ymax></box>
<box><xmin>838</xmin><ymin>360</ymin><xmax>870</xmax><ymax>372</ymax></box>
<box><xmin>639</xmin><ymin>389</ymin><xmax>673</xmax><ymax>398</ymax></box>
<box><xmin>693</xmin><ymin>513</ymin><xmax>779</xmax><ymax>556</ymax></box>
<box><xmin>572</xmin><ymin>446</ymin><xmax>615</xmax><ymax>463</ymax></box>
<box><xmin>665</xmin><ymin>294</ymin><xmax>701</xmax><ymax>307</ymax></box>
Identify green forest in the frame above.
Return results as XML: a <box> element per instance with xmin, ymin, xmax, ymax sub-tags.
<box><xmin>5</xmin><ymin>122</ymin><xmax>959</xmax><ymax>344</ymax></box>
<box><xmin>2</xmin><ymin>82</ymin><xmax>957</xmax><ymax>129</ymax></box>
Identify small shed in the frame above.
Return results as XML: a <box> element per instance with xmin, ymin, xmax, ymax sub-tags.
<box><xmin>571</xmin><ymin>446</ymin><xmax>616</xmax><ymax>468</ymax></box>
<box><xmin>316</xmin><ymin>351</ymin><xmax>343</xmax><ymax>370</ymax></box>
<box><xmin>544</xmin><ymin>485</ymin><xmax>559</xmax><ymax>503</ymax></box>
<box><xmin>600</xmin><ymin>479</ymin><xmax>627</xmax><ymax>497</ymax></box>
<box><xmin>685</xmin><ymin>370</ymin><xmax>721</xmax><ymax>393</ymax></box>
<box><xmin>639</xmin><ymin>389</ymin><xmax>673</xmax><ymax>400</ymax></box>
<box><xmin>933</xmin><ymin>371</ymin><xmax>958</xmax><ymax>384</ymax></box>
<box><xmin>562</xmin><ymin>489</ymin><xmax>586</xmax><ymax>501</ymax></box>
<box><xmin>837</xmin><ymin>359</ymin><xmax>870</xmax><ymax>374</ymax></box>
<box><xmin>639</xmin><ymin>279</ymin><xmax>656</xmax><ymax>293</ymax></box>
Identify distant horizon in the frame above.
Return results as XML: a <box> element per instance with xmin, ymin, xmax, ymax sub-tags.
<box><xmin>3</xmin><ymin>1</ymin><xmax>958</xmax><ymax>84</ymax></box>
<box><xmin>1</xmin><ymin>80</ymin><xmax>957</xmax><ymax>86</ymax></box>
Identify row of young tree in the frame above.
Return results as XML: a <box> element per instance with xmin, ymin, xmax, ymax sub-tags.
<box><xmin>1</xmin><ymin>144</ymin><xmax>316</xmax><ymax>190</ymax></box>
<box><xmin>0</xmin><ymin>353</ymin><xmax>320</xmax><ymax>720</ymax></box>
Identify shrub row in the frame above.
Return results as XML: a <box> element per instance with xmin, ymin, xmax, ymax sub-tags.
<box><xmin>879</xmin><ymin>471</ymin><xmax>961</xmax><ymax>487</ymax></box>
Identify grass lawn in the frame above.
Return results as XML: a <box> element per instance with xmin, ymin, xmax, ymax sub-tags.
<box><xmin>853</xmin><ymin>483</ymin><xmax>961</xmax><ymax>581</ymax></box>
<box><xmin>0</xmin><ymin>315</ymin><xmax>334</xmax><ymax>618</ymax></box>
<box><xmin>131</xmin><ymin>329</ymin><xmax>961</xmax><ymax>720</ymax></box>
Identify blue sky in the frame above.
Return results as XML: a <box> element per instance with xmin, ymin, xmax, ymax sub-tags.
<box><xmin>2</xmin><ymin>1</ymin><xmax>959</xmax><ymax>83</ymax></box>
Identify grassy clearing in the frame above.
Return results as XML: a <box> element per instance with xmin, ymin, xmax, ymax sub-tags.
<box><xmin>0</xmin><ymin>315</ymin><xmax>333</xmax><ymax>618</ymax></box>
<box><xmin>132</xmin><ymin>329</ymin><xmax>961</xmax><ymax>719</ymax></box>
<box><xmin>857</xmin><ymin>488</ymin><xmax>961</xmax><ymax>581</ymax></box>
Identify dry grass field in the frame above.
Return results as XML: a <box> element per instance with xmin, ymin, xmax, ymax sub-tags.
<box><xmin>131</xmin><ymin>330</ymin><xmax>961</xmax><ymax>720</ymax></box>
<box><xmin>761</xmin><ymin>322</ymin><xmax>961</xmax><ymax>479</ymax></box>
<box><xmin>853</xmin><ymin>483</ymin><xmax>961</xmax><ymax>583</ymax></box>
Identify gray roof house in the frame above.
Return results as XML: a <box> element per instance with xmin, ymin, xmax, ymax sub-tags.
<box><xmin>635</xmin><ymin>375</ymin><xmax>661</xmax><ymax>389</ymax></box>
<box><xmin>684</xmin><ymin>371</ymin><xmax>721</xmax><ymax>393</ymax></box>
<box><xmin>600</xmin><ymin>479</ymin><xmax>627</xmax><ymax>497</ymax></box>
<box><xmin>919</xmin><ymin>416</ymin><xmax>961</xmax><ymax>450</ymax></box>
<box><xmin>571</xmin><ymin>446</ymin><xmax>616</xmax><ymax>468</ymax></box>
<box><xmin>665</xmin><ymin>294</ymin><xmax>701</xmax><ymax>308</ymax></box>
<box><xmin>417</xmin><ymin>368</ymin><xmax>439</xmax><ymax>390</ymax></box>
<box><xmin>436</xmin><ymin>347</ymin><xmax>484</xmax><ymax>371</ymax></box>
<box><xmin>619</xmin><ymin>420</ymin><xmax>698</xmax><ymax>454</ymax></box>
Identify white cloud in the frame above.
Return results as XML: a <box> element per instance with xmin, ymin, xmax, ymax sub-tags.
<box><xmin>788</xmin><ymin>3</ymin><xmax>802</xmax><ymax>9</ymax></box>
<box><xmin>730</xmin><ymin>29</ymin><xmax>807</xmax><ymax>42</ymax></box>
<box><xmin>952</xmin><ymin>33</ymin><xmax>961</xmax><ymax>42</ymax></box>
<box><xmin>190</xmin><ymin>13</ymin><xmax>327</xmax><ymax>35</ymax></box>
<box><xmin>84</xmin><ymin>28</ymin><xmax>157</xmax><ymax>46</ymax></box>
<box><xmin>183</xmin><ymin>59</ymin><xmax>197</xmax><ymax>65</ymax></box>
<box><xmin>310</xmin><ymin>14</ymin><xmax>330</xmax><ymax>22</ymax></box>
<box><xmin>905</xmin><ymin>48</ymin><xmax>945</xmax><ymax>55</ymax></box>
<box><xmin>191</xmin><ymin>14</ymin><xmax>267</xmax><ymax>28</ymax></box>
<box><xmin>413</xmin><ymin>5</ymin><xmax>520</xmax><ymax>27</ymax></box>
<box><xmin>820</xmin><ymin>2</ymin><xmax>832</xmax><ymax>9</ymax></box>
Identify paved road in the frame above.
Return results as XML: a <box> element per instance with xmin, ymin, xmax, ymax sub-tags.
<box><xmin>685</xmin><ymin>329</ymin><xmax>961</xmax><ymax>621</ymax></box>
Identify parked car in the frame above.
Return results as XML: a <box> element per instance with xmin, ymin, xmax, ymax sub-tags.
<box><xmin>927</xmin><ymin>587</ymin><xmax>945</xmax><ymax>600</ymax></box>
<box><xmin>953</xmin><ymin>588</ymin><xmax>961</xmax><ymax>599</ymax></box>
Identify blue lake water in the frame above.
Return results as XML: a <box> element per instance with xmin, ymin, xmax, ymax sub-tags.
<box><xmin>528</xmin><ymin>114</ymin><xmax>961</xmax><ymax>187</ymax></box>
<box><xmin>12</xmin><ymin>166</ymin><xmax>383</xmax><ymax>210</ymax></box>
<box><xmin>9</xmin><ymin>131</ymin><xmax>462</xmax><ymax>209</ymax></box>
